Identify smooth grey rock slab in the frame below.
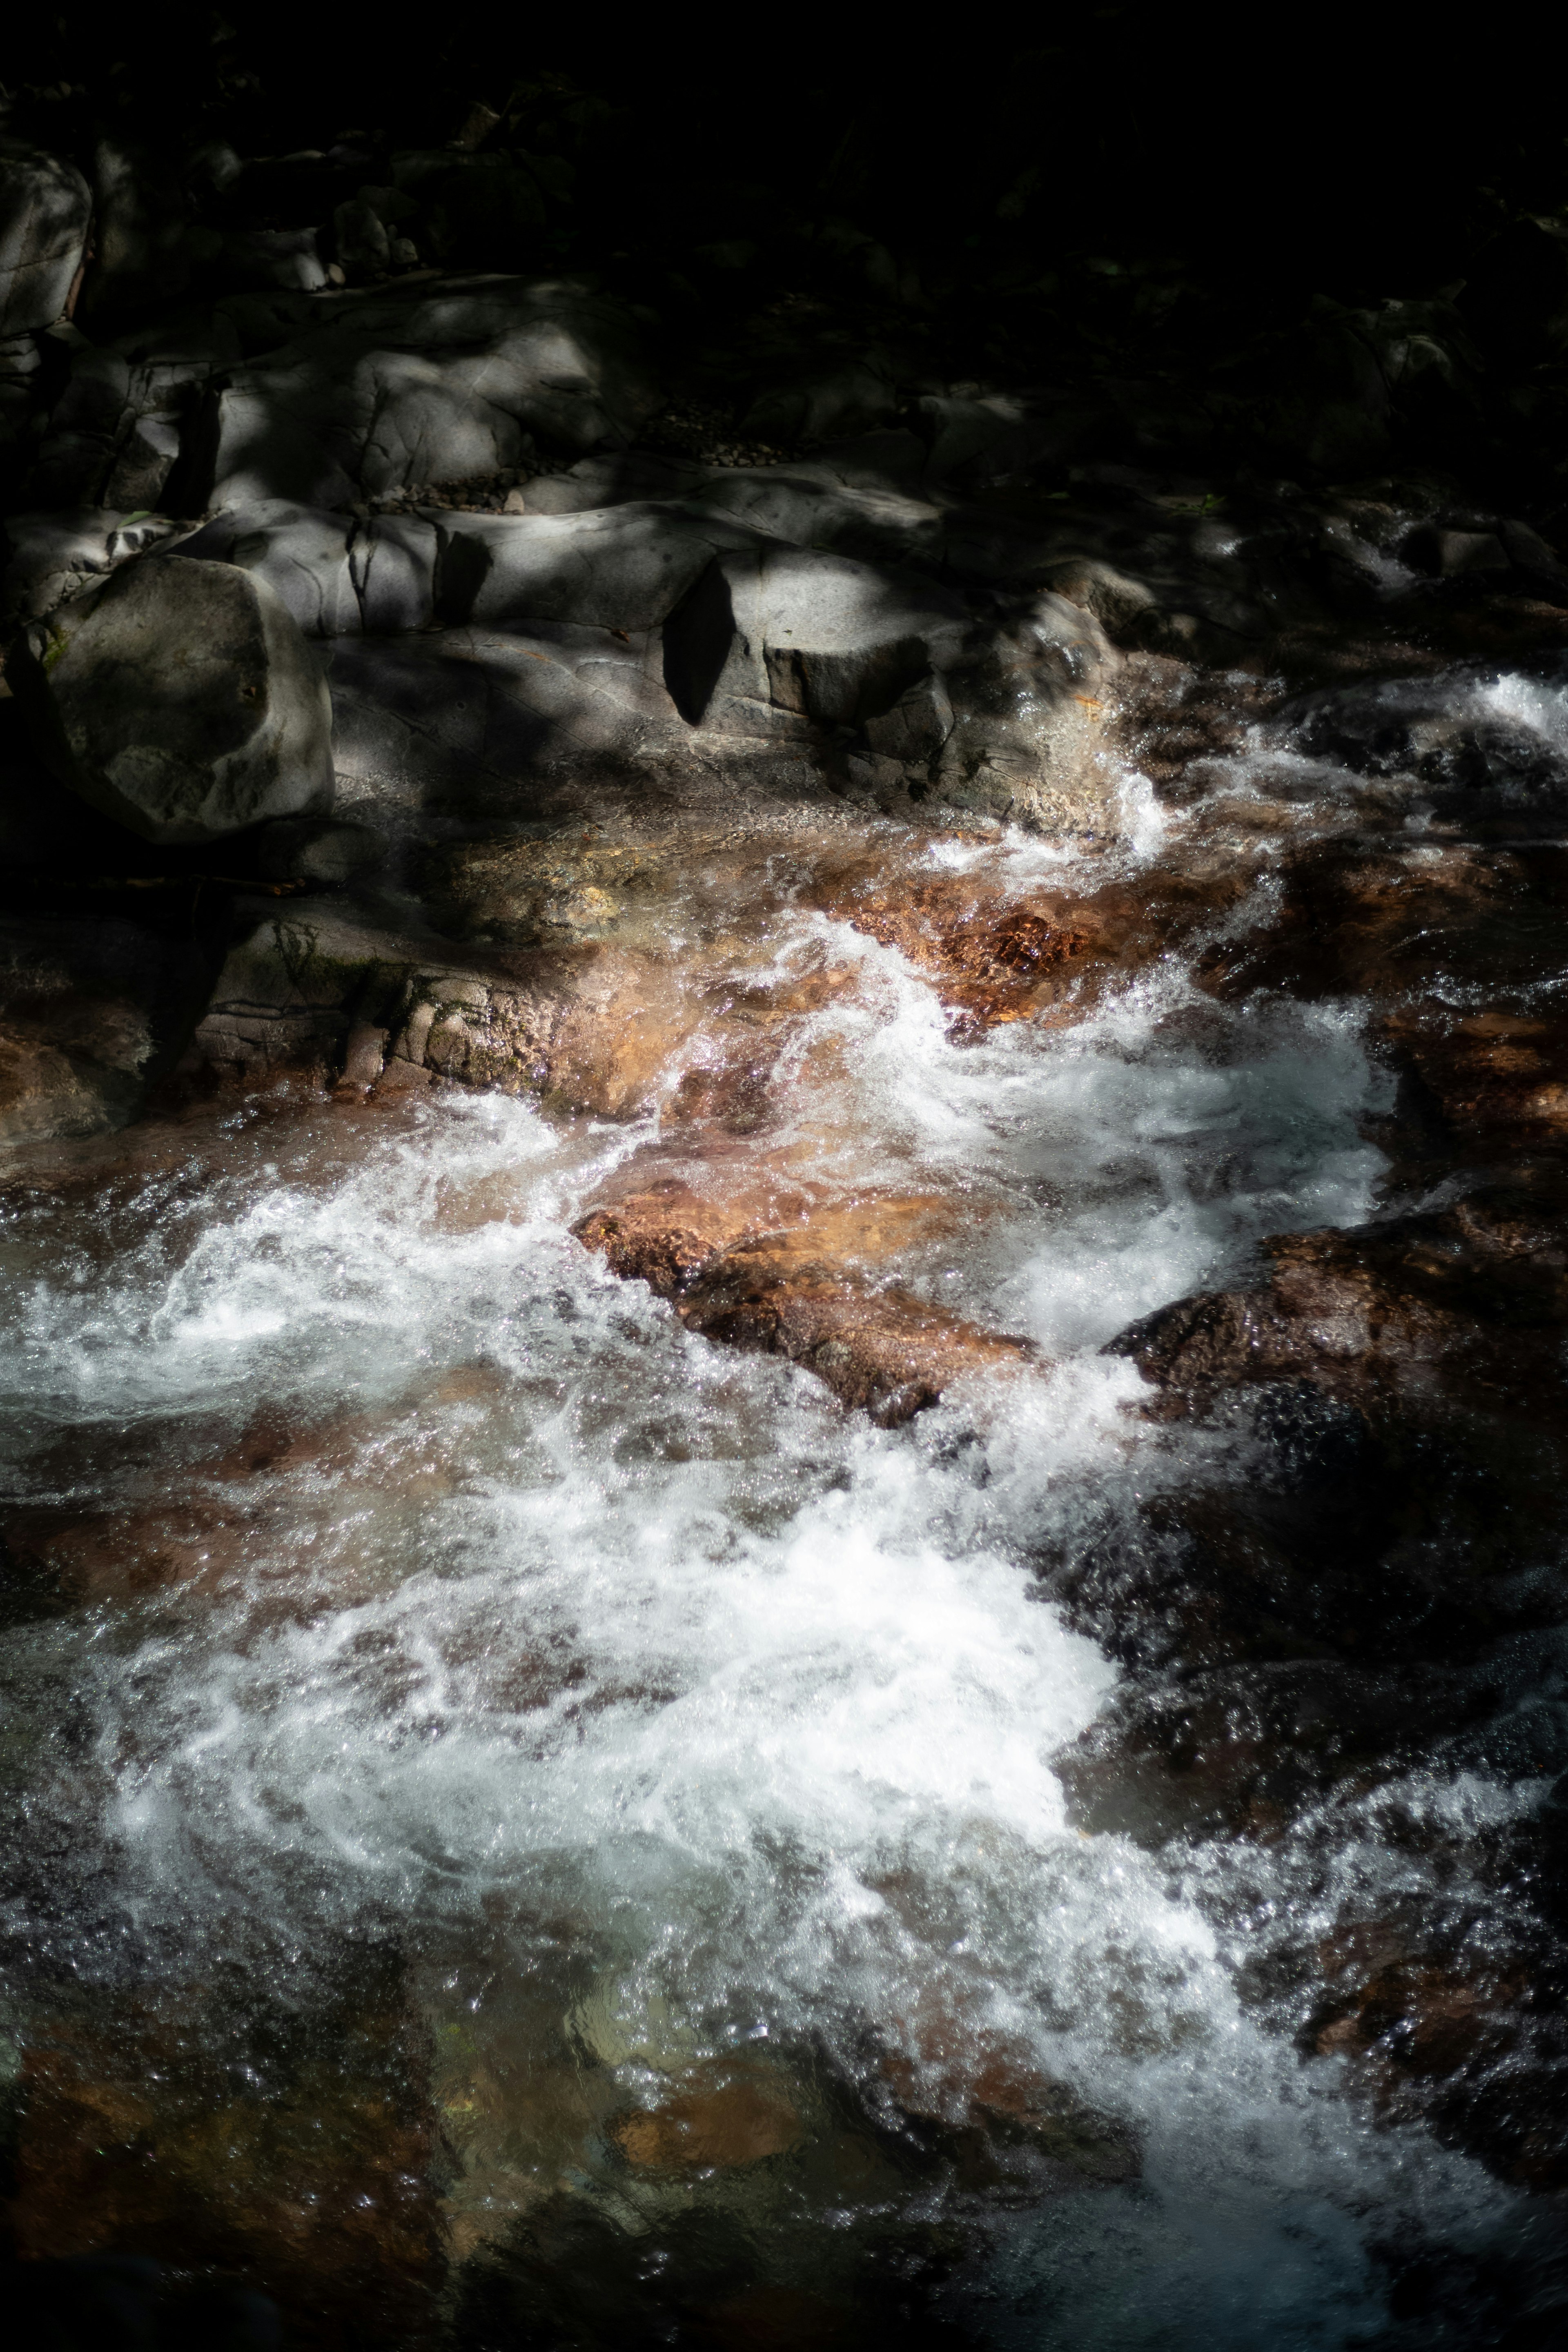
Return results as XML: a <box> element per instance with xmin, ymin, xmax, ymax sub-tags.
<box><xmin>325</xmin><ymin>623</ymin><xmax>675</xmax><ymax>812</ymax></box>
<box><xmin>0</xmin><ymin>140</ymin><xmax>91</xmax><ymax>336</ymax></box>
<box><xmin>11</xmin><ymin>554</ymin><xmax>334</xmax><ymax>843</ymax></box>
<box><xmin>662</xmin><ymin>544</ymin><xmax>969</xmax><ymax>730</ymax></box>
<box><xmin>173</xmin><ymin>502</ymin><xmax>440</xmax><ymax>637</ymax></box>
<box><xmin>430</xmin><ymin>501</ymin><xmax>765</xmax><ymax>632</ymax></box>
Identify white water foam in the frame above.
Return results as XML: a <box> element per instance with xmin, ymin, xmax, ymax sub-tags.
<box><xmin>0</xmin><ymin>909</ymin><xmax>1521</xmax><ymax>2341</ymax></box>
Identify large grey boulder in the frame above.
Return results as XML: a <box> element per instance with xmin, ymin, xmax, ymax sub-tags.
<box><xmin>10</xmin><ymin>555</ymin><xmax>334</xmax><ymax>843</ymax></box>
<box><xmin>662</xmin><ymin>545</ymin><xmax>969</xmax><ymax>731</ymax></box>
<box><xmin>932</xmin><ymin>593</ymin><xmax>1119</xmax><ymax>831</ymax></box>
<box><xmin>739</xmin><ymin>357</ymin><xmax>895</xmax><ymax>445</ymax></box>
<box><xmin>185</xmin><ymin>276</ymin><xmax>663</xmax><ymax>510</ymax></box>
<box><xmin>916</xmin><ymin>391</ymin><xmax>1100</xmax><ymax>485</ymax></box>
<box><xmin>0</xmin><ymin>140</ymin><xmax>91</xmax><ymax>336</ymax></box>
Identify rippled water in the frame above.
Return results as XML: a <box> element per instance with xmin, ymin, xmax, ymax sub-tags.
<box><xmin>0</xmin><ymin>786</ymin><xmax>1554</xmax><ymax>2343</ymax></box>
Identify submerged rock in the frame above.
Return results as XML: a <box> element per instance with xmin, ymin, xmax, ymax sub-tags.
<box><xmin>576</xmin><ymin>1178</ymin><xmax>1034</xmax><ymax>1420</ymax></box>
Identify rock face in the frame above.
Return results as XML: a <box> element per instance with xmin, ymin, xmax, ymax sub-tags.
<box><xmin>185</xmin><ymin>277</ymin><xmax>663</xmax><ymax>511</ymax></box>
<box><xmin>663</xmin><ymin>544</ymin><xmax>969</xmax><ymax>731</ymax></box>
<box><xmin>27</xmin><ymin>310</ymin><xmax>242</xmax><ymax>511</ymax></box>
<box><xmin>172</xmin><ymin>502</ymin><xmax>440</xmax><ymax>638</ymax></box>
<box><xmin>10</xmin><ymin>555</ymin><xmax>334</xmax><ymax>844</ymax></box>
<box><xmin>429</xmin><ymin>501</ymin><xmax>765</xmax><ymax>633</ymax></box>
<box><xmin>0</xmin><ymin>508</ymin><xmax>181</xmax><ymax>632</ymax></box>
<box><xmin>0</xmin><ymin>140</ymin><xmax>92</xmax><ymax>336</ymax></box>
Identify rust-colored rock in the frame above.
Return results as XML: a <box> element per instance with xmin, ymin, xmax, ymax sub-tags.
<box><xmin>877</xmin><ymin>1988</ymin><xmax>1140</xmax><ymax>2189</ymax></box>
<box><xmin>576</xmin><ymin>1178</ymin><xmax>1033</xmax><ymax>1420</ymax></box>
<box><xmin>610</xmin><ymin>2060</ymin><xmax>804</xmax><ymax>2174</ymax></box>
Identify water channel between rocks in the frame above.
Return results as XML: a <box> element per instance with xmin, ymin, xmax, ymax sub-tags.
<box><xmin>1</xmin><ymin>692</ymin><xmax>1564</xmax><ymax>2348</ymax></box>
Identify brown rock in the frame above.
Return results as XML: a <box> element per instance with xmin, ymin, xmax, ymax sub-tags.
<box><xmin>610</xmin><ymin>2060</ymin><xmax>804</xmax><ymax>2174</ymax></box>
<box><xmin>878</xmin><ymin>1992</ymin><xmax>1140</xmax><ymax>2188</ymax></box>
<box><xmin>576</xmin><ymin>1178</ymin><xmax>1033</xmax><ymax>1420</ymax></box>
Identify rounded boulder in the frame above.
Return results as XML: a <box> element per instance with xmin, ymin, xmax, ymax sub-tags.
<box><xmin>11</xmin><ymin>555</ymin><xmax>334</xmax><ymax>844</ymax></box>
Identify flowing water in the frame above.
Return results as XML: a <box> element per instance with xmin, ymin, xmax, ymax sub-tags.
<box><xmin>2</xmin><ymin>677</ymin><xmax>1564</xmax><ymax>2345</ymax></box>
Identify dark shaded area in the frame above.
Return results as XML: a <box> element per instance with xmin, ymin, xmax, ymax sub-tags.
<box><xmin>4</xmin><ymin>9</ymin><xmax>1567</xmax><ymax>514</ymax></box>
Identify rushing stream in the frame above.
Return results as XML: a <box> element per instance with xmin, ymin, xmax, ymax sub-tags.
<box><xmin>2</xmin><ymin>686</ymin><xmax>1565</xmax><ymax>2346</ymax></box>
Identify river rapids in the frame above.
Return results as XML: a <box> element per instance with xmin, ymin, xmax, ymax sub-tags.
<box><xmin>2</xmin><ymin>654</ymin><xmax>1566</xmax><ymax>2349</ymax></box>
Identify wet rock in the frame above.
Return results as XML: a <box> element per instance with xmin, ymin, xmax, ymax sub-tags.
<box><xmin>417</xmin><ymin>831</ymin><xmax>677</xmax><ymax>948</ymax></box>
<box><xmin>610</xmin><ymin>2059</ymin><xmax>804</xmax><ymax>2172</ymax></box>
<box><xmin>324</xmin><ymin>624</ymin><xmax>677</xmax><ymax>813</ymax></box>
<box><xmin>187</xmin><ymin>896</ymin><xmax>699</xmax><ymax>1118</ymax></box>
<box><xmin>878</xmin><ymin>1996</ymin><xmax>1140</xmax><ymax>2191</ymax></box>
<box><xmin>1058</xmin><ymin>1657</ymin><xmax>1474</xmax><ymax>1844</ymax></box>
<box><xmin>1278</xmin><ymin>660</ymin><xmax>1568</xmax><ymax>807</ymax></box>
<box><xmin>11</xmin><ymin>554</ymin><xmax>334</xmax><ymax>844</ymax></box>
<box><xmin>576</xmin><ymin>1178</ymin><xmax>1033</xmax><ymax>1419</ymax></box>
<box><xmin>814</xmin><ymin>863</ymin><xmax>1098</xmax><ymax>1028</ymax></box>
<box><xmin>662</xmin><ymin>544</ymin><xmax>968</xmax><ymax>732</ymax></box>
<box><xmin>3</xmin><ymin>1493</ymin><xmax>265</xmax><ymax>1608</ymax></box>
<box><xmin>932</xmin><ymin>593</ymin><xmax>1119</xmax><ymax>830</ymax></box>
<box><xmin>1302</xmin><ymin>1918</ymin><xmax>1568</xmax><ymax>2189</ymax></box>
<box><xmin>1109</xmin><ymin>1193</ymin><xmax>1568</xmax><ymax>1418</ymax></box>
<box><xmin>0</xmin><ymin>140</ymin><xmax>92</xmax><ymax>336</ymax></box>
<box><xmin>9</xmin><ymin>1974</ymin><xmax>443</xmax><ymax>2349</ymax></box>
